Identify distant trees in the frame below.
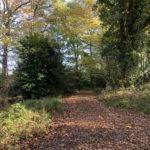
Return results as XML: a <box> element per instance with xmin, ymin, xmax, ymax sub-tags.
<box><xmin>51</xmin><ymin>0</ymin><xmax>104</xmax><ymax>88</ymax></box>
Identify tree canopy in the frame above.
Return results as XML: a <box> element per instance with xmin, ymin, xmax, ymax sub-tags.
<box><xmin>0</xmin><ymin>0</ymin><xmax>150</xmax><ymax>96</ymax></box>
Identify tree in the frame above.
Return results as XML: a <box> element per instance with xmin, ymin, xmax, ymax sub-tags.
<box><xmin>22</xmin><ymin>0</ymin><xmax>52</xmax><ymax>34</ymax></box>
<box><xmin>0</xmin><ymin>0</ymin><xmax>30</xmax><ymax>95</ymax></box>
<box><xmin>12</xmin><ymin>33</ymin><xmax>65</xmax><ymax>98</ymax></box>
<box><xmin>96</xmin><ymin>0</ymin><xmax>150</xmax><ymax>87</ymax></box>
<box><xmin>51</xmin><ymin>0</ymin><xmax>102</xmax><ymax>88</ymax></box>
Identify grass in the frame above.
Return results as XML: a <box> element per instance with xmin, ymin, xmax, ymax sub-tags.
<box><xmin>0</xmin><ymin>97</ymin><xmax>61</xmax><ymax>149</ymax></box>
<box><xmin>99</xmin><ymin>86</ymin><xmax>150</xmax><ymax>114</ymax></box>
<box><xmin>22</xmin><ymin>97</ymin><xmax>62</xmax><ymax>113</ymax></box>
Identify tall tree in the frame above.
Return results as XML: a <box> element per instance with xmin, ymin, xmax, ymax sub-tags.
<box><xmin>96</xmin><ymin>0</ymin><xmax>150</xmax><ymax>87</ymax></box>
<box><xmin>22</xmin><ymin>0</ymin><xmax>52</xmax><ymax>34</ymax></box>
<box><xmin>0</xmin><ymin>0</ymin><xmax>30</xmax><ymax>95</ymax></box>
<box><xmin>51</xmin><ymin>0</ymin><xmax>101</xmax><ymax>87</ymax></box>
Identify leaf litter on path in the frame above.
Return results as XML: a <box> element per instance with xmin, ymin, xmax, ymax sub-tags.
<box><xmin>20</xmin><ymin>91</ymin><xmax>150</xmax><ymax>150</ymax></box>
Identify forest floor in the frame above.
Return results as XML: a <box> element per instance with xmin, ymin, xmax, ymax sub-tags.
<box><xmin>21</xmin><ymin>91</ymin><xmax>150</xmax><ymax>150</ymax></box>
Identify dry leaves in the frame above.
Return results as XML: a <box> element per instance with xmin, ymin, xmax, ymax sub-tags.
<box><xmin>19</xmin><ymin>91</ymin><xmax>150</xmax><ymax>150</ymax></box>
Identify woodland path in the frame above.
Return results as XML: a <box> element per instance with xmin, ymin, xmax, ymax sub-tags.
<box><xmin>22</xmin><ymin>91</ymin><xmax>150</xmax><ymax>150</ymax></box>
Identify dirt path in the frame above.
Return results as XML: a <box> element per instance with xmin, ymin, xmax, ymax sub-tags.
<box><xmin>22</xmin><ymin>91</ymin><xmax>150</xmax><ymax>150</ymax></box>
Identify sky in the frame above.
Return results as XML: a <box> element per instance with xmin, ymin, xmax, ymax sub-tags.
<box><xmin>65</xmin><ymin>0</ymin><xmax>73</xmax><ymax>2</ymax></box>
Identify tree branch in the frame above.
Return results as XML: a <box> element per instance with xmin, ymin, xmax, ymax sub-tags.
<box><xmin>13</xmin><ymin>0</ymin><xmax>31</xmax><ymax>13</ymax></box>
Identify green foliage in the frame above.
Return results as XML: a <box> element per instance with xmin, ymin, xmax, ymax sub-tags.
<box><xmin>62</xmin><ymin>69</ymin><xmax>84</xmax><ymax>91</ymax></box>
<box><xmin>0</xmin><ymin>97</ymin><xmax>61</xmax><ymax>149</ymax></box>
<box><xmin>0</xmin><ymin>104</ymin><xmax>49</xmax><ymax>148</ymax></box>
<box><xmin>22</xmin><ymin>97</ymin><xmax>62</xmax><ymax>113</ymax></box>
<box><xmin>12</xmin><ymin>33</ymin><xmax>65</xmax><ymax>98</ymax></box>
<box><xmin>50</xmin><ymin>0</ymin><xmax>104</xmax><ymax>90</ymax></box>
<box><xmin>0</xmin><ymin>97</ymin><xmax>8</xmax><ymax>107</ymax></box>
<box><xmin>96</xmin><ymin>0</ymin><xmax>150</xmax><ymax>88</ymax></box>
<box><xmin>0</xmin><ymin>74</ymin><xmax>2</xmax><ymax>85</ymax></box>
<box><xmin>99</xmin><ymin>88</ymin><xmax>150</xmax><ymax>114</ymax></box>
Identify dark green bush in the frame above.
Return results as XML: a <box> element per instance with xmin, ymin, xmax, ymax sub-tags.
<box><xmin>12</xmin><ymin>33</ymin><xmax>65</xmax><ymax>98</ymax></box>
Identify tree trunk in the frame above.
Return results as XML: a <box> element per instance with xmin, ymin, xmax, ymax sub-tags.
<box><xmin>1</xmin><ymin>46</ymin><xmax>9</xmax><ymax>96</ymax></box>
<box><xmin>89</xmin><ymin>40</ymin><xmax>94</xmax><ymax>87</ymax></box>
<box><xmin>118</xmin><ymin>0</ymin><xmax>138</xmax><ymax>87</ymax></box>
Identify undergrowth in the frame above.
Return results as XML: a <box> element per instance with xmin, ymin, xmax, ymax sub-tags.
<box><xmin>0</xmin><ymin>97</ymin><xmax>61</xmax><ymax>149</ymax></box>
<box><xmin>99</xmin><ymin>84</ymin><xmax>150</xmax><ymax>114</ymax></box>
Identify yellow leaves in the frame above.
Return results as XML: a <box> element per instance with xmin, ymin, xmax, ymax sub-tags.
<box><xmin>51</xmin><ymin>0</ymin><xmax>102</xmax><ymax>47</ymax></box>
<box><xmin>125</xmin><ymin>124</ymin><xmax>133</xmax><ymax>129</ymax></box>
<box><xmin>22</xmin><ymin>5</ymin><xmax>30</xmax><ymax>13</ymax></box>
<box><xmin>82</xmin><ymin>56</ymin><xmax>97</xmax><ymax>72</ymax></box>
<box><xmin>83</xmin><ymin>33</ymin><xmax>101</xmax><ymax>44</ymax></box>
<box><xmin>103</xmin><ymin>25</ymin><xmax>110</xmax><ymax>32</ymax></box>
<box><xmin>53</xmin><ymin>0</ymin><xmax>69</xmax><ymax>13</ymax></box>
<box><xmin>84</xmin><ymin>0</ymin><xmax>95</xmax><ymax>6</ymax></box>
<box><xmin>2</xmin><ymin>36</ymin><xmax>12</xmax><ymax>46</ymax></box>
<box><xmin>91</xmin><ymin>17</ymin><xmax>101</xmax><ymax>26</ymax></box>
